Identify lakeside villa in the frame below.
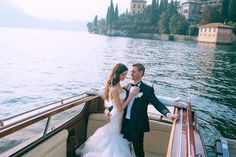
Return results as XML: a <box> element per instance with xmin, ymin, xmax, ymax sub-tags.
<box><xmin>130</xmin><ymin>0</ymin><xmax>146</xmax><ymax>15</ymax></box>
<box><xmin>197</xmin><ymin>23</ymin><xmax>235</xmax><ymax>45</ymax></box>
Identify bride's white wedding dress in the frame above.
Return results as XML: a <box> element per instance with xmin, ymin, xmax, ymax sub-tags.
<box><xmin>81</xmin><ymin>90</ymin><xmax>135</xmax><ymax>157</ymax></box>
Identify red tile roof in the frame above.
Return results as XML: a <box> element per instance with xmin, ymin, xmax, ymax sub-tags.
<box><xmin>199</xmin><ymin>23</ymin><xmax>232</xmax><ymax>29</ymax></box>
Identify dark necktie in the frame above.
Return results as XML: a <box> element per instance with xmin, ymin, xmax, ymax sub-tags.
<box><xmin>131</xmin><ymin>83</ymin><xmax>138</xmax><ymax>87</ymax></box>
<box><xmin>131</xmin><ymin>81</ymin><xmax>142</xmax><ymax>87</ymax></box>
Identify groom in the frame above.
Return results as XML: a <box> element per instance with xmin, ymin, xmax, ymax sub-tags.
<box><xmin>105</xmin><ymin>63</ymin><xmax>176</xmax><ymax>157</ymax></box>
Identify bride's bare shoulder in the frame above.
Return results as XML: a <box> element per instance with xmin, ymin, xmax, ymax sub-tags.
<box><xmin>110</xmin><ymin>86</ymin><xmax>118</xmax><ymax>93</ymax></box>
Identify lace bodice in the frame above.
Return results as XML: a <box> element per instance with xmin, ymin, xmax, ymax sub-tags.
<box><xmin>110</xmin><ymin>90</ymin><xmax>127</xmax><ymax>110</ymax></box>
<box><xmin>106</xmin><ymin>89</ymin><xmax>127</xmax><ymax>133</ymax></box>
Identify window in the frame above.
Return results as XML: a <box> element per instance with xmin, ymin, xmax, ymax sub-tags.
<box><xmin>209</xmin><ymin>28</ymin><xmax>211</xmax><ymax>32</ymax></box>
<box><xmin>184</xmin><ymin>9</ymin><xmax>188</xmax><ymax>14</ymax></box>
<box><xmin>138</xmin><ymin>4</ymin><xmax>140</xmax><ymax>8</ymax></box>
<box><xmin>46</xmin><ymin>104</ymin><xmax>85</xmax><ymax>134</ymax></box>
<box><xmin>134</xmin><ymin>4</ymin><xmax>136</xmax><ymax>8</ymax></box>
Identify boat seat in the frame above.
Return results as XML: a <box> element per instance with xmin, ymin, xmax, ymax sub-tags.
<box><xmin>22</xmin><ymin>129</ymin><xmax>68</xmax><ymax>157</ymax></box>
<box><xmin>76</xmin><ymin>113</ymin><xmax>171</xmax><ymax>157</ymax></box>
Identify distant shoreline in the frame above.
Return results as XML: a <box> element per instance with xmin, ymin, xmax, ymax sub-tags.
<box><xmin>94</xmin><ymin>30</ymin><xmax>236</xmax><ymax>45</ymax></box>
<box><xmin>98</xmin><ymin>30</ymin><xmax>197</xmax><ymax>42</ymax></box>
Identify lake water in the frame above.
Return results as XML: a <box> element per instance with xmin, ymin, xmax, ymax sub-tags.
<box><xmin>0</xmin><ymin>27</ymin><xmax>236</xmax><ymax>156</ymax></box>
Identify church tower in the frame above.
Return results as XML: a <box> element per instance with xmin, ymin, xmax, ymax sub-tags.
<box><xmin>130</xmin><ymin>0</ymin><xmax>146</xmax><ymax>15</ymax></box>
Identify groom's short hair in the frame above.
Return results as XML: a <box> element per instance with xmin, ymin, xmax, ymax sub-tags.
<box><xmin>132</xmin><ymin>63</ymin><xmax>145</xmax><ymax>76</ymax></box>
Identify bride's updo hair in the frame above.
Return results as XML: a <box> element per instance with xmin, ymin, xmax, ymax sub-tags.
<box><xmin>104</xmin><ymin>63</ymin><xmax>128</xmax><ymax>101</ymax></box>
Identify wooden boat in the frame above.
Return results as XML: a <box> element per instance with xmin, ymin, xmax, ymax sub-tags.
<box><xmin>0</xmin><ymin>90</ymin><xmax>211</xmax><ymax>157</ymax></box>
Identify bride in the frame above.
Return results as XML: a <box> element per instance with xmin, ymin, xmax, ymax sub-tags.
<box><xmin>81</xmin><ymin>63</ymin><xmax>139</xmax><ymax>157</ymax></box>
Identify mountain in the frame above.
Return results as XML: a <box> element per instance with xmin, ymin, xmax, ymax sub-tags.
<box><xmin>0</xmin><ymin>1</ymin><xmax>87</xmax><ymax>31</ymax></box>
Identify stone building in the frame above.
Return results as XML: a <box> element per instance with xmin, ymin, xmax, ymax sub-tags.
<box><xmin>130</xmin><ymin>0</ymin><xmax>146</xmax><ymax>15</ymax></box>
<box><xmin>180</xmin><ymin>1</ymin><xmax>201</xmax><ymax>24</ymax></box>
<box><xmin>197</xmin><ymin>23</ymin><xmax>234</xmax><ymax>44</ymax></box>
<box><xmin>178</xmin><ymin>0</ymin><xmax>222</xmax><ymax>24</ymax></box>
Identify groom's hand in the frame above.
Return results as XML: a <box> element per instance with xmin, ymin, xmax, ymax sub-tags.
<box><xmin>104</xmin><ymin>109</ymin><xmax>111</xmax><ymax>122</ymax></box>
<box><xmin>167</xmin><ymin>113</ymin><xmax>178</xmax><ymax>121</ymax></box>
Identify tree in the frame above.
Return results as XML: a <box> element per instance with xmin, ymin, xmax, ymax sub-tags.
<box><xmin>167</xmin><ymin>0</ymin><xmax>177</xmax><ymax>17</ymax></box>
<box><xmin>200</xmin><ymin>5</ymin><xmax>223</xmax><ymax>24</ymax></box>
<box><xmin>109</xmin><ymin>0</ymin><xmax>115</xmax><ymax>21</ymax></box>
<box><xmin>98</xmin><ymin>19</ymin><xmax>107</xmax><ymax>34</ymax></box>
<box><xmin>115</xmin><ymin>4</ymin><xmax>119</xmax><ymax>21</ymax></box>
<box><xmin>221</xmin><ymin>0</ymin><xmax>229</xmax><ymax>21</ymax></box>
<box><xmin>156</xmin><ymin>0</ymin><xmax>160</xmax><ymax>8</ymax></box>
<box><xmin>158</xmin><ymin>0</ymin><xmax>178</xmax><ymax>34</ymax></box>
<box><xmin>159</xmin><ymin>11</ymin><xmax>171</xmax><ymax>33</ymax></box>
<box><xmin>174</xmin><ymin>0</ymin><xmax>178</xmax><ymax>10</ymax></box>
<box><xmin>169</xmin><ymin>14</ymin><xmax>189</xmax><ymax>35</ymax></box>
<box><xmin>93</xmin><ymin>15</ymin><xmax>98</xmax><ymax>27</ymax></box>
<box><xmin>189</xmin><ymin>25</ymin><xmax>199</xmax><ymax>36</ymax></box>
<box><xmin>87</xmin><ymin>22</ymin><xmax>93</xmax><ymax>33</ymax></box>
<box><xmin>106</xmin><ymin>7</ymin><xmax>110</xmax><ymax>26</ymax></box>
<box><xmin>159</xmin><ymin>0</ymin><xmax>165</xmax><ymax>13</ymax></box>
<box><xmin>151</xmin><ymin>0</ymin><xmax>159</xmax><ymax>25</ymax></box>
<box><xmin>163</xmin><ymin>0</ymin><xmax>168</xmax><ymax>12</ymax></box>
<box><xmin>228</xmin><ymin>0</ymin><xmax>236</xmax><ymax>22</ymax></box>
<box><xmin>228</xmin><ymin>21</ymin><xmax>236</xmax><ymax>34</ymax></box>
<box><xmin>143</xmin><ymin>5</ymin><xmax>152</xmax><ymax>15</ymax></box>
<box><xmin>106</xmin><ymin>0</ymin><xmax>115</xmax><ymax>27</ymax></box>
<box><xmin>90</xmin><ymin>15</ymin><xmax>99</xmax><ymax>33</ymax></box>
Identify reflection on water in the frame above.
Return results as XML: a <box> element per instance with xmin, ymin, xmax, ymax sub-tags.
<box><xmin>0</xmin><ymin>27</ymin><xmax>235</xmax><ymax>156</ymax></box>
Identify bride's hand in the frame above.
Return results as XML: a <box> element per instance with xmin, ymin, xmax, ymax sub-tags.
<box><xmin>130</xmin><ymin>87</ymin><xmax>139</xmax><ymax>97</ymax></box>
<box><xmin>104</xmin><ymin>109</ymin><xmax>111</xmax><ymax>122</ymax></box>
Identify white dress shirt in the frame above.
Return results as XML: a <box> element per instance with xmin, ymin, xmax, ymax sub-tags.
<box><xmin>125</xmin><ymin>81</ymin><xmax>142</xmax><ymax>119</ymax></box>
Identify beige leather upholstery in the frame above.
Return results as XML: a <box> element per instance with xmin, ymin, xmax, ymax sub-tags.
<box><xmin>22</xmin><ymin>129</ymin><xmax>68</xmax><ymax>157</ymax></box>
<box><xmin>86</xmin><ymin>113</ymin><xmax>107</xmax><ymax>138</ymax></box>
<box><xmin>144</xmin><ymin>120</ymin><xmax>171</xmax><ymax>157</ymax></box>
<box><xmin>76</xmin><ymin>113</ymin><xmax>172</xmax><ymax>157</ymax></box>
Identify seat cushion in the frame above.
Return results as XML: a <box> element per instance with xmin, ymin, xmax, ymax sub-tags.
<box><xmin>86</xmin><ymin>113</ymin><xmax>106</xmax><ymax>137</ymax></box>
<box><xmin>144</xmin><ymin>120</ymin><xmax>171</xmax><ymax>155</ymax></box>
<box><xmin>22</xmin><ymin>129</ymin><xmax>68</xmax><ymax>157</ymax></box>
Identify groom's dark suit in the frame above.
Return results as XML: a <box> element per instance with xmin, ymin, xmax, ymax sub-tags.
<box><xmin>121</xmin><ymin>82</ymin><xmax>170</xmax><ymax>157</ymax></box>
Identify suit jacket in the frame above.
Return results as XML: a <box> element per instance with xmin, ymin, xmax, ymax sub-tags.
<box><xmin>109</xmin><ymin>82</ymin><xmax>170</xmax><ymax>134</ymax></box>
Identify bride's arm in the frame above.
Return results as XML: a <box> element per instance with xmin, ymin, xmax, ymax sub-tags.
<box><xmin>110</xmin><ymin>87</ymin><xmax>138</xmax><ymax>112</ymax></box>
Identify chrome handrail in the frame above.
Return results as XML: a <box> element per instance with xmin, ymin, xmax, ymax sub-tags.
<box><xmin>1</xmin><ymin>93</ymin><xmax>86</xmax><ymax>122</ymax></box>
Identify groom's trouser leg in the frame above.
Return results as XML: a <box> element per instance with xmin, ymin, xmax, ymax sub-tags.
<box><xmin>122</xmin><ymin>119</ymin><xmax>132</xmax><ymax>152</ymax></box>
<box><xmin>131</xmin><ymin>132</ymin><xmax>144</xmax><ymax>157</ymax></box>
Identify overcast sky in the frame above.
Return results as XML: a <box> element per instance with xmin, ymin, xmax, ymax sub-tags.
<box><xmin>10</xmin><ymin>0</ymin><xmax>152</xmax><ymax>22</ymax></box>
